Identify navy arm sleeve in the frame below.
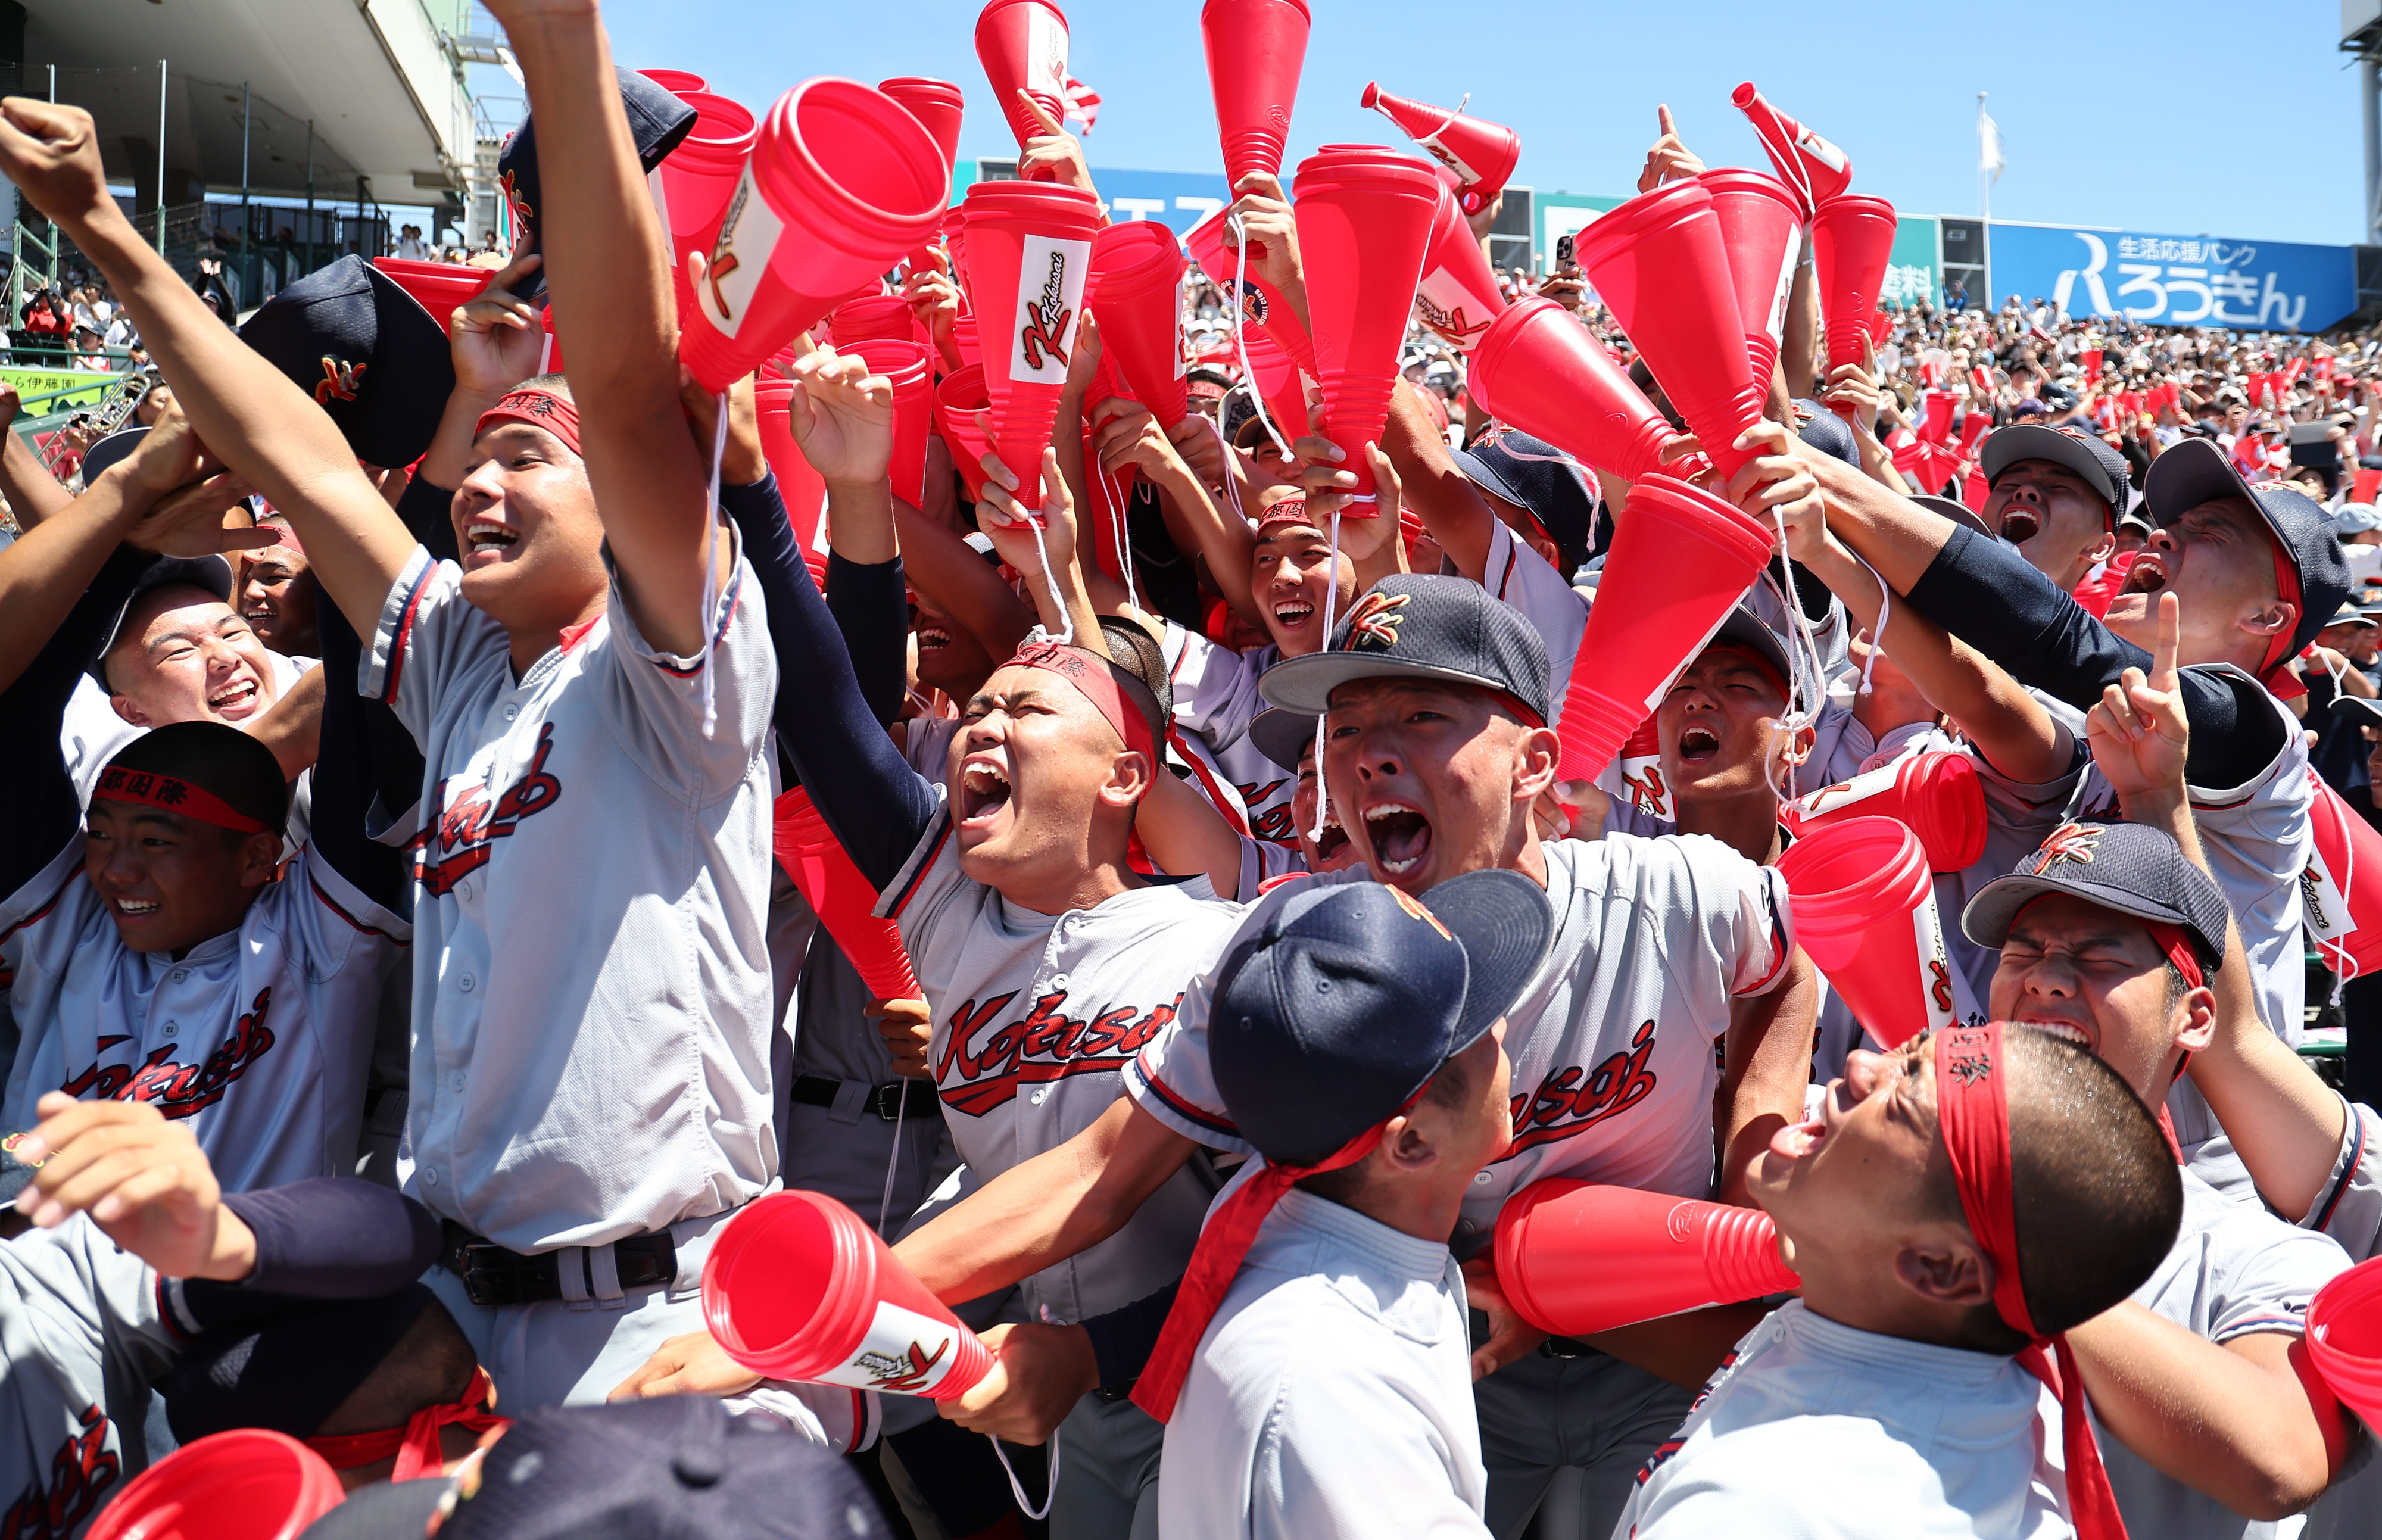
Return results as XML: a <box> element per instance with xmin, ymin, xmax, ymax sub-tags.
<box><xmin>170</xmin><ymin>1181</ymin><xmax>445</xmax><ymax>1329</ymax></box>
<box><xmin>1901</xmin><ymin>523</ymin><xmax>2283</xmax><ymax>788</ymax></box>
<box><xmin>717</xmin><ymin>472</ymin><xmax>936</xmax><ymax>891</ymax></box>
<box><xmin>0</xmin><ymin>544</ymin><xmax>148</xmax><ymax>900</ymax></box>
<box><xmin>392</xmin><ymin>471</ymin><xmax>457</xmax><ymax>565</ymax></box>
<box><xmin>1079</xmin><ymin>1279</ymin><xmax>1181</xmax><ymax>1391</ymax></box>
<box><xmin>307</xmin><ymin>603</ymin><xmax>411</xmax><ymax>912</ymax></box>
<box><xmin>825</xmin><ymin>547</ymin><xmax>911</xmax><ymax>729</ymax></box>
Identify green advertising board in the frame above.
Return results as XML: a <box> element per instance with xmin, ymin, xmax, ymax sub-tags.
<box><xmin>1882</xmin><ymin>215</ymin><xmax>1939</xmax><ymax>309</ymax></box>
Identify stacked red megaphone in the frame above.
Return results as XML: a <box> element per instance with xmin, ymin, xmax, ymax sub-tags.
<box><xmin>1777</xmin><ymin>816</ymin><xmax>1959</xmax><ymax>1050</ymax></box>
<box><xmin>753</xmin><ymin>376</ymin><xmax>831</xmax><ymax>584</ymax></box>
<box><xmin>2307</xmin><ymin>1255</ymin><xmax>2382</xmax><ymax>1435</ymax></box>
<box><xmin>1090</xmin><ymin>220</ymin><xmax>1191</xmax><ymax>427</ymax></box>
<box><xmin>961</xmin><ymin>180</ymin><xmax>1100</xmax><ymax>506</ymax></box>
<box><xmin>654</xmin><ymin>91</ymin><xmax>760</xmax><ymax>332</ymax></box>
<box><xmin>1492</xmin><ymin>1181</ymin><xmax>1799</xmax><ymax>1338</ymax></box>
<box><xmin>371</xmin><ymin>257</ymin><xmax>490</xmax><ymax>325</ymax></box>
<box><xmin>1614</xmin><ymin>715</ymin><xmax>1674</xmax><ymax>821</ymax></box>
<box><xmin>1466</xmin><ymin>298</ymin><xmax>1675</xmax><ymax>484</ymax></box>
<box><xmin>1811</xmin><ymin>195</ymin><xmax>1900</xmax><ymax>420</ymax></box>
<box><xmin>976</xmin><ymin>0</ymin><xmax>1070</xmax><ymax>167</ymax></box>
<box><xmin>831</xmin><ymin>292</ymin><xmax>919</xmax><ymax>348</ymax></box>
<box><xmin>879</xmin><ymin>77</ymin><xmax>966</xmax><ymax>274</ymax></box>
<box><xmin>1576</xmin><ymin>180</ymin><xmax>1764</xmax><ymax>482</ymax></box>
<box><xmin>679</xmin><ymin>80</ymin><xmax>949</xmax><ymax>392</ymax></box>
<box><xmin>705</xmin><ymin>1190</ymin><xmax>993</xmax><ymax>1398</ymax></box>
<box><xmin>1730</xmin><ymin>82</ymin><xmax>1853</xmax><ymax>216</ymax></box>
<box><xmin>844</xmin><ymin>339</ymin><xmax>934</xmax><ymax>510</ymax></box>
<box><xmin>1290</xmin><ymin>145</ymin><xmax>1442</xmax><ymax>500</ymax></box>
<box><xmin>1413</xmin><ymin>179</ymin><xmax>1508</xmax><ymax>351</ymax></box>
<box><xmin>1202</xmin><ymin>0</ymin><xmax>1311</xmax><ymax>183</ymax></box>
<box><xmin>774</xmin><ymin>789</ymin><xmax>922</xmax><ymax>1000</ymax></box>
<box><xmin>2304</xmin><ymin>771</ymin><xmax>2382</xmax><ymax>977</ymax></box>
<box><xmin>1697</xmin><ymin>169</ymin><xmax>1804</xmax><ymax>394</ymax></box>
<box><xmin>1360</xmin><ymin>83</ymin><xmax>1519</xmax><ymax>215</ymax></box>
<box><xmin>1780</xmin><ymin>750</ymin><xmax>1986</xmax><ymax>873</ymax></box>
<box><xmin>1183</xmin><ymin>202</ymin><xmax>1317</xmax><ymax>376</ymax></box>
<box><xmin>933</xmin><ymin>364</ymin><xmax>1000</xmax><ymax>501</ymax></box>
<box><xmin>640</xmin><ymin>67</ymin><xmax>710</xmax><ymax>95</ymax></box>
<box><xmin>83</xmin><ymin>1430</ymin><xmax>344</xmax><ymax>1540</ymax></box>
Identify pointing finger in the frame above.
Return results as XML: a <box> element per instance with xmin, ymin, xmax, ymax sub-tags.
<box><xmin>1657</xmin><ymin>105</ymin><xmax>1676</xmax><ymax>141</ymax></box>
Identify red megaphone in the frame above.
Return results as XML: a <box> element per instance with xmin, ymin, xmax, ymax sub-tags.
<box><xmin>1697</xmin><ymin>169</ymin><xmax>1804</xmax><ymax>396</ymax></box>
<box><xmin>976</xmin><ymin>0</ymin><xmax>1070</xmax><ymax>166</ymax></box>
<box><xmin>638</xmin><ymin>68</ymin><xmax>710</xmax><ymax>95</ymax></box>
<box><xmin>1779</xmin><ymin>750</ymin><xmax>1986</xmax><ymax>872</ymax></box>
<box><xmin>653</xmin><ymin>92</ymin><xmax>759</xmax><ymax>333</ymax></box>
<box><xmin>705</xmin><ymin>1190</ymin><xmax>994</xmax><ymax>1398</ymax></box>
<box><xmin>1413</xmin><ymin>179</ymin><xmax>1508</xmax><ymax>351</ymax></box>
<box><xmin>371</xmin><ymin>257</ymin><xmax>492</xmax><ymax>328</ymax></box>
<box><xmin>1778</xmin><ymin>816</ymin><xmax>1957</xmax><ymax>1050</ymax></box>
<box><xmin>960</xmin><ymin>180</ymin><xmax>1100</xmax><ymax>506</ymax></box>
<box><xmin>679</xmin><ymin>80</ymin><xmax>948</xmax><ymax>392</ymax></box>
<box><xmin>2307</xmin><ymin>1255</ymin><xmax>2382</xmax><ymax>1435</ymax></box>
<box><xmin>1467</xmin><ymin>297</ymin><xmax>1674</xmax><ymax>483</ymax></box>
<box><xmin>878</xmin><ymin>77</ymin><xmax>966</xmax><ymax>273</ymax></box>
<box><xmin>753</xmin><ymin>376</ymin><xmax>831</xmax><ymax>585</ymax></box>
<box><xmin>1576</xmin><ymin>180</ymin><xmax>1764</xmax><ymax>482</ymax></box>
<box><xmin>1359</xmin><ymin>83</ymin><xmax>1519</xmax><ymax>215</ymax></box>
<box><xmin>2306</xmin><ymin>774</ymin><xmax>2382</xmax><ymax>977</ymax></box>
<box><xmin>1290</xmin><ymin>145</ymin><xmax>1442</xmax><ymax>500</ymax></box>
<box><xmin>1493</xmin><ymin>1181</ymin><xmax>1799</xmax><ymax>1338</ymax></box>
<box><xmin>933</xmin><ymin>364</ymin><xmax>1000</xmax><ymax>502</ymax></box>
<box><xmin>1202</xmin><ymin>0</ymin><xmax>1311</xmax><ymax>185</ymax></box>
<box><xmin>83</xmin><ymin>1429</ymin><xmax>344</xmax><ymax>1540</ymax></box>
<box><xmin>1553</xmin><ymin>476</ymin><xmax>1772</xmax><ymax>781</ymax></box>
<box><xmin>1730</xmin><ymin>82</ymin><xmax>1853</xmax><ymax>216</ymax></box>
<box><xmin>1811</xmin><ymin>195</ymin><xmax>1899</xmax><ymax>417</ymax></box>
<box><xmin>1090</xmin><ymin>221</ymin><xmax>1191</xmax><ymax>427</ymax></box>
<box><xmin>830</xmin><ymin>292</ymin><xmax>919</xmax><ymax>347</ymax></box>
<box><xmin>773</xmin><ymin>789</ymin><xmax>922</xmax><ymax>999</ymax></box>
<box><xmin>844</xmin><ymin>339</ymin><xmax>934</xmax><ymax>511</ymax></box>
<box><xmin>1183</xmin><ymin>202</ymin><xmax>1318</xmax><ymax>376</ymax></box>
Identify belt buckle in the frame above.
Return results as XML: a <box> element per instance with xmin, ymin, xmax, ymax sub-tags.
<box><xmin>455</xmin><ymin>1242</ymin><xmax>515</xmax><ymax>1308</ymax></box>
<box><xmin>866</xmin><ymin>1082</ymin><xmax>914</xmax><ymax>1121</ymax></box>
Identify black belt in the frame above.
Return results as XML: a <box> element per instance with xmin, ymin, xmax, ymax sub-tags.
<box><xmin>1539</xmin><ymin>1336</ymin><xmax>1600</xmax><ymax>1361</ymax></box>
<box><xmin>438</xmin><ymin>1220</ymin><xmax>678</xmax><ymax>1308</ymax></box>
<box><xmin>791</xmin><ymin>1074</ymin><xmax>915</xmax><ymax>1121</ymax></box>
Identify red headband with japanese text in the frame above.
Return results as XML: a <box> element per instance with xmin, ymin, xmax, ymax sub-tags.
<box><xmin>474</xmin><ymin>388</ymin><xmax>581</xmax><ymax>456</ymax></box>
<box><xmin>1006</xmin><ymin>641</ymin><xmax>1158</xmax><ymax>762</ymax></box>
<box><xmin>92</xmin><ymin>766</ymin><xmax>272</xmax><ymax>836</ymax></box>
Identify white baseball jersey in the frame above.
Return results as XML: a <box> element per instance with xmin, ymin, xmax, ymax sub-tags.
<box><xmin>1128</xmin><ymin>833</ymin><xmax>1793</xmax><ymax>1251</ymax></box>
<box><xmin>2096</xmin><ymin>1166</ymin><xmax>2350</xmax><ymax>1540</ymax></box>
<box><xmin>872</xmin><ymin>791</ymin><xmax>1246</xmax><ymax>1323</ymax></box>
<box><xmin>1160</xmin><ymin>626</ymin><xmax>1299</xmax><ymax>851</ymax></box>
<box><xmin>1615</xmin><ymin>1300</ymin><xmax>2072</xmax><ymax>1540</ymax></box>
<box><xmin>1478</xmin><ymin>519</ymin><xmax>1586</xmax><ymax>731</ymax></box>
<box><xmin>0</xmin><ymin>1215</ymin><xmax>185</xmax><ymax>1538</ymax></box>
<box><xmin>1158</xmin><ymin>1186</ymin><xmax>1489</xmax><ymax>1540</ymax></box>
<box><xmin>2302</xmin><ymin>1093</ymin><xmax>2382</xmax><ymax>1262</ymax></box>
<box><xmin>364</xmin><ymin>542</ymin><xmax>780</xmax><ymax>1252</ymax></box>
<box><xmin>0</xmin><ymin>839</ymin><xmax>407</xmax><ymax>1193</ymax></box>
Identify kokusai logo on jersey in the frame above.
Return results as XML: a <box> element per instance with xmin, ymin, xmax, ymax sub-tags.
<box><xmin>1009</xmin><ymin>235</ymin><xmax>1090</xmax><ymax>385</ymax></box>
<box><xmin>2</xmin><ymin>1404</ymin><xmax>116</xmax><ymax>1540</ymax></box>
<box><xmin>414</xmin><ymin>723</ymin><xmax>566</xmax><ymax>896</ymax></box>
<box><xmin>1501</xmin><ymin>1020</ymin><xmax>1661</xmax><ymax>1158</ymax></box>
<box><xmin>59</xmin><ymin>987</ymin><xmax>276</xmax><ymax>1119</ymax></box>
<box><xmin>936</xmin><ymin>987</ymin><xmax>1186</xmax><ymax>1115</ymax></box>
<box><xmin>694</xmin><ymin>166</ymin><xmax>787</xmax><ymax>339</ymax></box>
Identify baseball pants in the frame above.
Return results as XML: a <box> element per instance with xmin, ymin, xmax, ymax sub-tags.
<box><xmin>1474</xmin><ymin>1345</ymin><xmax>1697</xmax><ymax>1540</ymax></box>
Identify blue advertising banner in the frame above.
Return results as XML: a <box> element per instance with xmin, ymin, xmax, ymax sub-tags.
<box><xmin>1988</xmin><ymin>222</ymin><xmax>2355</xmax><ymax>333</ymax></box>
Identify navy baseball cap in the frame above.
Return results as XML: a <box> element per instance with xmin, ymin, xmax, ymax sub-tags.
<box><xmin>1259</xmin><ymin>574</ymin><xmax>1552</xmax><ymax>725</ymax></box>
<box><xmin>1248</xmin><ymin>704</ymin><xmax>1315</xmax><ymax>774</ymax></box>
<box><xmin>1910</xmin><ymin>492</ymin><xmax>1997</xmax><ymax>544</ymax></box>
<box><xmin>1963</xmin><ymin>821</ymin><xmax>2230</xmax><ymax>971</ymax></box>
<box><xmin>2143</xmin><ymin>436</ymin><xmax>2352</xmax><ymax>662</ymax></box>
<box><xmin>89</xmin><ymin>553</ymin><xmax>236</xmax><ymax>691</ymax></box>
<box><xmin>1211</xmin><ymin>874</ymin><xmax>1552</xmax><ymax>1166</ymax></box>
<box><xmin>79</xmin><ymin>425</ymin><xmax>148</xmax><ymax>485</ymax></box>
<box><xmin>497</xmin><ymin>68</ymin><xmax>697</xmax><ymax>298</ymax></box>
<box><xmin>298</xmin><ymin>1395</ymin><xmax>888</xmax><ymax>1540</ymax></box>
<box><xmin>1981</xmin><ymin>423</ymin><xmax>2131</xmax><ymax>520</ymax></box>
<box><xmin>1790</xmin><ymin>401</ymin><xmax>1860</xmax><ymax>468</ymax></box>
<box><xmin>238</xmin><ymin>255</ymin><xmax>455</xmax><ymax>468</ymax></box>
<box><xmin>1453</xmin><ymin>428</ymin><xmax>1595</xmax><ymax>576</ymax></box>
<box><xmin>161</xmin><ymin>1285</ymin><xmax>441</xmax><ymax>1446</ymax></box>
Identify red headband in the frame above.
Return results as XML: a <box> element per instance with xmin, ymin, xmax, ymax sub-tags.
<box><xmin>1934</xmin><ymin>1024</ymin><xmax>2132</xmax><ymax>1540</ymax></box>
<box><xmin>1005</xmin><ymin>641</ymin><xmax>1158</xmax><ymax>762</ymax></box>
<box><xmin>2141</xmin><ymin>920</ymin><xmax>2205</xmax><ymax>993</ymax></box>
<box><xmin>92</xmin><ymin>766</ymin><xmax>272</xmax><ymax>836</ymax></box>
<box><xmin>475</xmin><ymin>388</ymin><xmax>581</xmax><ymax>456</ymax></box>
<box><xmin>302</xmin><ymin>1366</ymin><xmax>509</xmax><ymax>1479</ymax></box>
<box><xmin>2259</xmin><ymin>516</ymin><xmax>2303</xmax><ymax>692</ymax></box>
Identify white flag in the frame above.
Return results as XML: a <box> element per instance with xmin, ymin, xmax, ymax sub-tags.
<box><xmin>1979</xmin><ymin>110</ymin><xmax>2006</xmax><ymax>183</ymax></box>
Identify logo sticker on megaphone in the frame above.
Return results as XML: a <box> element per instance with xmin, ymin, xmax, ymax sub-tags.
<box><xmin>1009</xmin><ymin>234</ymin><xmax>1091</xmax><ymax>385</ymax></box>
<box><xmin>697</xmin><ymin>167</ymin><xmax>788</xmax><ymax>339</ymax></box>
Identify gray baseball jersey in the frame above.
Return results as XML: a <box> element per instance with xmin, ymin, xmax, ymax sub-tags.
<box><xmin>1128</xmin><ymin>833</ymin><xmax>1793</xmax><ymax>1249</ymax></box>
<box><xmin>872</xmin><ymin>790</ymin><xmax>1245</xmax><ymax>1323</ymax></box>
<box><xmin>1160</xmin><ymin>626</ymin><xmax>1299</xmax><ymax>851</ymax></box>
<box><xmin>364</xmin><ymin>542</ymin><xmax>780</xmax><ymax>1251</ymax></box>
<box><xmin>2303</xmin><ymin>1095</ymin><xmax>2382</xmax><ymax>1262</ymax></box>
<box><xmin>0</xmin><ymin>839</ymin><xmax>408</xmax><ymax>1193</ymax></box>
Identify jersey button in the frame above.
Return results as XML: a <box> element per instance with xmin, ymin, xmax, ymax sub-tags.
<box><xmin>453</xmin><ymin>1074</ymin><xmax>466</xmax><ymax>1092</ymax></box>
<box><xmin>1472</xmin><ymin>1171</ymin><xmax>1492</xmax><ymax>1186</ymax></box>
<box><xmin>162</xmin><ymin>1021</ymin><xmax>177</xmax><ymax>1038</ymax></box>
<box><xmin>422</xmin><ymin>1169</ymin><xmax>438</xmax><ymax>1187</ymax></box>
<box><xmin>169</xmin><ymin>969</ymin><xmax>187</xmax><ymax>984</ymax></box>
<box><xmin>459</xmin><ymin>975</ymin><xmax>476</xmax><ymax>993</ymax></box>
<box><xmin>1031</xmin><ymin>1088</ymin><xmax>1049</xmax><ymax>1106</ymax></box>
<box><xmin>1047</xmin><ymin>974</ymin><xmax>1070</xmax><ymax>992</ymax></box>
<box><xmin>503</xmin><ymin>705</ymin><xmax>519</xmax><ymax>722</ymax></box>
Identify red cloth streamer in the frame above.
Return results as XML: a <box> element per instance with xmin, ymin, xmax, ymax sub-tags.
<box><xmin>1007</xmin><ymin>640</ymin><xmax>1157</xmax><ymax>762</ymax></box>
<box><xmin>93</xmin><ymin>766</ymin><xmax>271</xmax><ymax>836</ymax></box>
<box><xmin>1934</xmin><ymin>1024</ymin><xmax>2131</xmax><ymax>1540</ymax></box>
<box><xmin>303</xmin><ymin>1367</ymin><xmax>508</xmax><ymax>1479</ymax></box>
<box><xmin>474</xmin><ymin>389</ymin><xmax>582</xmax><ymax>456</ymax></box>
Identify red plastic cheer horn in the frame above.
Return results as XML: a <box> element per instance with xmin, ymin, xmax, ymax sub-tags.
<box><xmin>961</xmin><ymin>179</ymin><xmax>1100</xmax><ymax>505</ymax></box>
<box><xmin>2307</xmin><ymin>1255</ymin><xmax>2382</xmax><ymax>1433</ymax></box>
<box><xmin>773</xmin><ymin>788</ymin><xmax>922</xmax><ymax>999</ymax></box>
<box><xmin>638</xmin><ymin>68</ymin><xmax>710</xmax><ymax>95</ymax></box>
<box><xmin>1090</xmin><ymin>220</ymin><xmax>1191</xmax><ymax>427</ymax></box>
<box><xmin>975</xmin><ymin>0</ymin><xmax>1070</xmax><ymax>164</ymax></box>
<box><xmin>1812</xmin><ymin>195</ymin><xmax>1899</xmax><ymax>419</ymax></box>
<box><xmin>1730</xmin><ymin>82</ymin><xmax>1853</xmax><ymax>216</ymax></box>
<box><xmin>1492</xmin><ymin>1180</ymin><xmax>1798</xmax><ymax>1338</ymax></box>
<box><xmin>1290</xmin><ymin>145</ymin><xmax>1442</xmax><ymax>500</ymax></box>
<box><xmin>1202</xmin><ymin>0</ymin><xmax>1311</xmax><ymax>185</ymax></box>
<box><xmin>1614</xmin><ymin>714</ymin><xmax>1673</xmax><ymax>821</ymax></box>
<box><xmin>830</xmin><ymin>292</ymin><xmax>919</xmax><ymax>348</ymax></box>
<box><xmin>1467</xmin><ymin>297</ymin><xmax>1675</xmax><ymax>483</ymax></box>
<box><xmin>370</xmin><ymin>257</ymin><xmax>489</xmax><ymax>326</ymax></box>
<box><xmin>1413</xmin><ymin>178</ymin><xmax>1508</xmax><ymax>351</ymax></box>
<box><xmin>2304</xmin><ymin>774</ymin><xmax>2382</xmax><ymax>978</ymax></box>
<box><xmin>705</xmin><ymin>1190</ymin><xmax>993</xmax><ymax>1398</ymax></box>
<box><xmin>753</xmin><ymin>376</ymin><xmax>831</xmax><ymax>584</ymax></box>
<box><xmin>1697</xmin><ymin>169</ymin><xmax>1804</xmax><ymax>395</ymax></box>
<box><xmin>844</xmin><ymin>339</ymin><xmax>936</xmax><ymax>511</ymax></box>
<box><xmin>679</xmin><ymin>80</ymin><xmax>948</xmax><ymax>392</ymax></box>
<box><xmin>1555</xmin><ymin>476</ymin><xmax>1773</xmax><ymax>781</ymax></box>
<box><xmin>654</xmin><ymin>91</ymin><xmax>760</xmax><ymax>326</ymax></box>
<box><xmin>1359</xmin><ymin>83</ymin><xmax>1519</xmax><ymax>215</ymax></box>
<box><xmin>1779</xmin><ymin>750</ymin><xmax>1987</xmax><ymax>872</ymax></box>
<box><xmin>1776</xmin><ymin>816</ymin><xmax>1959</xmax><ymax>1050</ymax></box>
<box><xmin>83</xmin><ymin>1429</ymin><xmax>344</xmax><ymax>1540</ymax></box>
<box><xmin>1182</xmin><ymin>201</ymin><xmax>1317</xmax><ymax>376</ymax></box>
<box><xmin>1576</xmin><ymin>180</ymin><xmax>1764</xmax><ymax>482</ymax></box>
<box><xmin>880</xmin><ymin>77</ymin><xmax>966</xmax><ymax>272</ymax></box>
<box><xmin>933</xmin><ymin>363</ymin><xmax>1000</xmax><ymax>502</ymax></box>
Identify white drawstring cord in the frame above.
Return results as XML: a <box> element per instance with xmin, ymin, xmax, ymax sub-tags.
<box><xmin>1099</xmin><ymin>462</ymin><xmax>1141</xmax><ymax>613</ymax></box>
<box><xmin>700</xmin><ymin>394</ymin><xmax>728</xmax><ymax>737</ymax></box>
<box><xmin>875</xmin><ymin>1076</ymin><xmax>908</xmax><ymax>1236</ymax></box>
<box><xmin>1229</xmin><ymin>213</ymin><xmax>1295</xmax><ymax>460</ymax></box>
<box><xmin>1204</xmin><ymin>407</ymin><xmax>1249</xmax><ymax>523</ymax></box>
<box><xmin>1025</xmin><ymin>512</ymin><xmax>1075</xmax><ymax>647</ymax></box>
<box><xmin>1857</xmin><ymin>554</ymin><xmax>1890</xmax><ymax>700</ymax></box>
<box><xmin>1760</xmin><ymin>504</ymin><xmax>1830</xmax><ymax>804</ymax></box>
<box><xmin>1308</xmin><ymin>501</ymin><xmax>1345</xmax><ymax>842</ymax></box>
<box><xmin>992</xmin><ymin>1430</ymin><xmax>1059</xmax><ymax>1521</ymax></box>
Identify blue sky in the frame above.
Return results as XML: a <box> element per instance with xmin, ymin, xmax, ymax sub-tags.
<box><xmin>576</xmin><ymin>0</ymin><xmax>2369</xmax><ymax>245</ymax></box>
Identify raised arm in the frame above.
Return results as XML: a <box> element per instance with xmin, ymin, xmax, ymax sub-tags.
<box><xmin>0</xmin><ymin>384</ymin><xmax>72</xmax><ymax>529</ymax></box>
<box><xmin>893</xmin><ymin>500</ymin><xmax>1035</xmax><ymax>662</ymax></box>
<box><xmin>492</xmin><ymin>0</ymin><xmax>721</xmax><ymax>655</ymax></box>
<box><xmin>0</xmin><ymin>98</ymin><xmax>415</xmax><ymax>638</ymax></box>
